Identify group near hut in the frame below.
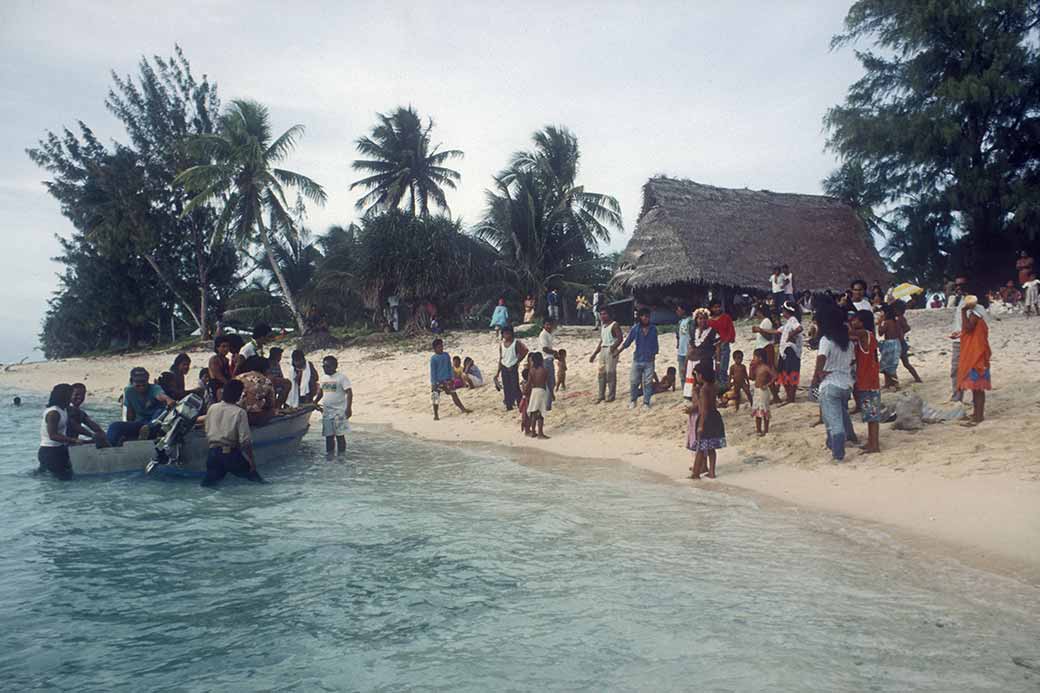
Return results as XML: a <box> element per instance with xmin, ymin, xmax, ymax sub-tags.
<box><xmin>426</xmin><ymin>177</ymin><xmax>997</xmax><ymax>479</ymax></box>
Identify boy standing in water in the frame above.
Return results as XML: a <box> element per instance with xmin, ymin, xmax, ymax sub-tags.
<box><xmin>524</xmin><ymin>352</ymin><xmax>550</xmax><ymax>439</ymax></box>
<box><xmin>750</xmin><ymin>348</ymin><xmax>776</xmax><ymax>436</ymax></box>
<box><xmin>429</xmin><ymin>339</ymin><xmax>471</xmax><ymax>421</ymax></box>
<box><xmin>314</xmin><ymin>355</ymin><xmax>353</xmax><ymax>455</ymax></box>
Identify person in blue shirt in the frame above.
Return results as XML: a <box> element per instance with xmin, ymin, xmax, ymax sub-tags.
<box><xmin>429</xmin><ymin>339</ymin><xmax>471</xmax><ymax>420</ymax></box>
<box><xmin>106</xmin><ymin>367</ymin><xmax>175</xmax><ymax>446</ymax></box>
<box><xmin>615</xmin><ymin>308</ymin><xmax>659</xmax><ymax>409</ymax></box>
<box><xmin>489</xmin><ymin>298</ymin><xmax>509</xmax><ymax>337</ymax></box>
<box><xmin>546</xmin><ymin>288</ymin><xmax>561</xmax><ymax>322</ymax></box>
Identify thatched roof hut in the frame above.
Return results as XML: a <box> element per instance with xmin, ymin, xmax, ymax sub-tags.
<box><xmin>612</xmin><ymin>177</ymin><xmax>888</xmax><ymax>300</ymax></box>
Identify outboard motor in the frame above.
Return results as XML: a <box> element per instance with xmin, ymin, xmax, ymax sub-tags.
<box><xmin>145</xmin><ymin>393</ymin><xmax>204</xmax><ymax>474</ymax></box>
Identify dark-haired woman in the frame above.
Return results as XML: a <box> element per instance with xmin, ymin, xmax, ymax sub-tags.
<box><xmin>38</xmin><ymin>384</ymin><xmax>82</xmax><ymax>480</ymax></box>
<box><xmin>208</xmin><ymin>336</ymin><xmax>233</xmax><ymax>401</ymax></box>
<box><xmin>811</xmin><ymin>303</ymin><xmax>857</xmax><ymax>462</ymax></box>
<box><xmin>159</xmin><ymin>353</ymin><xmax>192</xmax><ymax>400</ymax></box>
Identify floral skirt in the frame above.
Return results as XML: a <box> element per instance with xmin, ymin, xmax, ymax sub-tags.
<box><xmin>777</xmin><ymin>351</ymin><xmax>801</xmax><ymax>386</ymax></box>
<box><xmin>688</xmin><ymin>409</ymin><xmax>726</xmax><ymax>451</ymax></box>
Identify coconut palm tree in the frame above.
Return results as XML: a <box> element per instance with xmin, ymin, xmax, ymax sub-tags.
<box><xmin>350</xmin><ymin>106</ymin><xmax>462</xmax><ymax>218</ymax></box>
<box><xmin>502</xmin><ymin>125</ymin><xmax>622</xmax><ymax>246</ymax></box>
<box><xmin>176</xmin><ymin>99</ymin><xmax>326</xmax><ymax>334</ymax></box>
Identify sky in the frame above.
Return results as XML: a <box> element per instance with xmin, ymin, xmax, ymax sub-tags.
<box><xmin>0</xmin><ymin>0</ymin><xmax>864</xmax><ymax>362</ymax></box>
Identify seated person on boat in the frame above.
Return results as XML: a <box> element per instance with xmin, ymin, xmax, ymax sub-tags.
<box><xmin>106</xmin><ymin>367</ymin><xmax>174</xmax><ymax>446</ymax></box>
<box><xmin>236</xmin><ymin>356</ymin><xmax>276</xmax><ymax>426</ymax></box>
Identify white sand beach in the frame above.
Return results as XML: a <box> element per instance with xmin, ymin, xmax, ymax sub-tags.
<box><xmin>4</xmin><ymin>307</ymin><xmax>1039</xmax><ymax>582</ymax></box>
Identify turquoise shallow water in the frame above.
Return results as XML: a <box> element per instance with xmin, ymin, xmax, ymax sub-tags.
<box><xmin>1</xmin><ymin>389</ymin><xmax>1039</xmax><ymax>692</ymax></box>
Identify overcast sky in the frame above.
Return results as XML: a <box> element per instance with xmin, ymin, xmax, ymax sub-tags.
<box><xmin>0</xmin><ymin>0</ymin><xmax>862</xmax><ymax>362</ymax></box>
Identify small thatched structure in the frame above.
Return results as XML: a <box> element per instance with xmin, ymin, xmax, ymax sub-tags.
<box><xmin>612</xmin><ymin>177</ymin><xmax>888</xmax><ymax>304</ymax></box>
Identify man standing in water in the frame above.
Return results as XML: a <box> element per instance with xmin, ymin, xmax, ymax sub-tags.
<box><xmin>201</xmin><ymin>379</ymin><xmax>264</xmax><ymax>487</ymax></box>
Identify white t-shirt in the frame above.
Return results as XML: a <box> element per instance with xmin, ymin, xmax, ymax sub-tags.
<box><xmin>818</xmin><ymin>336</ymin><xmax>854</xmax><ymax>393</ymax></box>
<box><xmin>755</xmin><ymin>318</ymin><xmax>773</xmax><ymax>348</ymax></box>
<box><xmin>538</xmin><ymin>329</ymin><xmax>556</xmax><ymax>361</ymax></box>
<box><xmin>781</xmin><ymin>273</ymin><xmax>793</xmax><ymax>294</ymax></box>
<box><xmin>951</xmin><ymin>304</ymin><xmax>988</xmax><ymax>332</ymax></box>
<box><xmin>240</xmin><ymin>340</ymin><xmax>259</xmax><ymax>360</ymax></box>
<box><xmin>779</xmin><ymin>316</ymin><xmax>803</xmax><ymax>358</ymax></box>
<box><xmin>852</xmin><ymin>299</ymin><xmax>872</xmax><ymax>313</ymax></box>
<box><xmin>770</xmin><ymin>274</ymin><xmax>785</xmax><ymax>293</ymax></box>
<box><xmin>319</xmin><ymin>372</ymin><xmax>352</xmax><ymax>412</ymax></box>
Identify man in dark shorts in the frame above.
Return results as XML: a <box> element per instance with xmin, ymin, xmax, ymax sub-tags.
<box><xmin>200</xmin><ymin>380</ymin><xmax>264</xmax><ymax>487</ymax></box>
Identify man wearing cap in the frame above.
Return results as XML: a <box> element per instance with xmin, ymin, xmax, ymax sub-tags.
<box><xmin>105</xmin><ymin>367</ymin><xmax>175</xmax><ymax>446</ymax></box>
<box><xmin>200</xmin><ymin>379</ymin><xmax>264</xmax><ymax>487</ymax></box>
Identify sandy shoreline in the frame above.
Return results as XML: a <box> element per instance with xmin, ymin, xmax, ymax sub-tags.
<box><xmin>3</xmin><ymin>307</ymin><xmax>1038</xmax><ymax>584</ymax></box>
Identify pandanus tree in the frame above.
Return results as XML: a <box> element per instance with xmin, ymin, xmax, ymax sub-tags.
<box><xmin>350</xmin><ymin>106</ymin><xmax>463</xmax><ymax>218</ymax></box>
<box><xmin>176</xmin><ymin>99</ymin><xmax>326</xmax><ymax>334</ymax></box>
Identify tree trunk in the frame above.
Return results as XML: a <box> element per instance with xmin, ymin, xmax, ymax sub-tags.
<box><xmin>142</xmin><ymin>252</ymin><xmax>202</xmax><ymax>332</ymax></box>
<box><xmin>193</xmin><ymin>225</ymin><xmax>210</xmax><ymax>339</ymax></box>
<box><xmin>258</xmin><ymin>217</ymin><xmax>307</xmax><ymax>336</ymax></box>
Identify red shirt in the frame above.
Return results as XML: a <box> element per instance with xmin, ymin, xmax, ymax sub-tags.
<box><xmin>854</xmin><ymin>331</ymin><xmax>880</xmax><ymax>391</ymax></box>
<box><xmin>708</xmin><ymin>314</ymin><xmax>736</xmax><ymax>343</ymax></box>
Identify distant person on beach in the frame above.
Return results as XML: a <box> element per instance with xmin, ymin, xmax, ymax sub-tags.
<box><xmin>589</xmin><ymin>306</ymin><xmax>622</xmax><ymax>403</ymax></box>
<box><xmin>592</xmin><ymin>289</ymin><xmax>604</xmax><ymax>327</ymax></box>
<box><xmin>538</xmin><ymin>319</ymin><xmax>559</xmax><ymax>411</ymax></box>
<box><xmin>1017</xmin><ymin>250</ymin><xmax>1034</xmax><ymax>287</ymax></box>
<box><xmin>850</xmin><ymin>309</ymin><xmax>882</xmax><ymax>454</ymax></box>
<box><xmin>686</xmin><ymin>308</ymin><xmax>719</xmax><ymax>400</ymax></box>
<box><xmin>770</xmin><ymin>266</ymin><xmax>785</xmax><ymax>306</ymax></box>
<box><xmin>575</xmin><ymin>294</ymin><xmax>590</xmax><ymax>325</ymax></box>
<box><xmin>781</xmin><ymin>264</ymin><xmax>795</xmax><ymax>304</ymax></box>
<box><xmin>956</xmin><ymin>295</ymin><xmax>992</xmax><ymax>426</ymax></box>
<box><xmin>289</xmin><ymin>349</ymin><xmax>320</xmax><ymax>407</ymax></box>
<box><xmin>708</xmin><ymin>300</ymin><xmax>735</xmax><ymax>389</ymax></box>
<box><xmin>689</xmin><ymin>362</ymin><xmax>725</xmax><ymax>479</ymax></box>
<box><xmin>1024</xmin><ymin>274</ymin><xmax>1040</xmax><ymax>317</ymax></box>
<box><xmin>675</xmin><ymin>304</ymin><xmax>692</xmax><ymax>389</ymax></box>
<box><xmin>315</xmin><ymin>355</ymin><xmax>352</xmax><ymax>454</ymax></box>
<box><xmin>893</xmin><ymin>302</ymin><xmax>923</xmax><ymax>384</ymax></box>
<box><xmin>554</xmin><ymin>349</ymin><xmax>568</xmax><ymax>392</ymax></box>
<box><xmin>429</xmin><ymin>339</ymin><xmax>470</xmax><ymax>421</ymax></box>
<box><xmin>68</xmin><ymin>383</ymin><xmax>109</xmax><ymax>447</ymax></box>
<box><xmin>546</xmin><ymin>288</ymin><xmax>561</xmax><ymax>322</ymax></box>
<box><xmin>798</xmin><ymin>291</ymin><xmax>814</xmax><ymax>316</ymax></box>
<box><xmin>524</xmin><ymin>352</ymin><xmax>550</xmax><ymax>439</ymax></box>
<box><xmin>38</xmin><ymin>383</ymin><xmax>82</xmax><ymax>480</ymax></box>
<box><xmin>13</xmin><ymin>396</ymin><xmax>21</xmax><ymax>407</ymax></box>
<box><xmin>750</xmin><ymin>348</ymin><xmax>776</xmax><ymax>436</ymax></box>
<box><xmin>208</xmin><ymin>335</ymin><xmax>234</xmax><ymax>400</ymax></box>
<box><xmin>616</xmin><ymin>307</ymin><xmax>659</xmax><ymax>410</ymax></box>
<box><xmin>523</xmin><ymin>295</ymin><xmax>536</xmax><ymax>324</ymax></box>
<box><xmin>106</xmin><ymin>368</ymin><xmax>174</xmax><ymax>446</ymax></box>
<box><xmin>723</xmin><ymin>350</ymin><xmax>752</xmax><ymax>411</ymax></box>
<box><xmin>497</xmin><ymin>326</ymin><xmax>529</xmax><ymax>411</ymax></box>
<box><xmin>518</xmin><ymin>362</ymin><xmax>531</xmax><ymax>435</ymax></box>
<box><xmin>200</xmin><ymin>379</ymin><xmax>264</xmax><ymax>487</ymax></box>
<box><xmin>812</xmin><ymin>302</ymin><xmax>857</xmax><ymax>462</ymax></box>
<box><xmin>236</xmin><ymin>356</ymin><xmax>277</xmax><ymax>427</ymax></box>
<box><xmin>776</xmin><ymin>301</ymin><xmax>803</xmax><ymax>405</ymax></box>
<box><xmin>489</xmin><ymin>298</ymin><xmax>509</xmax><ymax>337</ymax></box>
<box><xmin>878</xmin><ymin>304</ymin><xmax>903</xmax><ymax>389</ymax></box>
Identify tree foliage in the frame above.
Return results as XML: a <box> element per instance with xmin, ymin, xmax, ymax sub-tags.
<box><xmin>350</xmin><ymin>106</ymin><xmax>463</xmax><ymax>218</ymax></box>
<box><xmin>825</xmin><ymin>0</ymin><xmax>1040</xmax><ymax>286</ymax></box>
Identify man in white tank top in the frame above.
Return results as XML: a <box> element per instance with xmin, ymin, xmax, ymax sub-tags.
<box><xmin>588</xmin><ymin>307</ymin><xmax>622</xmax><ymax>402</ymax></box>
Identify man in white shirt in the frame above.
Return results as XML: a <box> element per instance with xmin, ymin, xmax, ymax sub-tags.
<box><xmin>780</xmin><ymin>264</ymin><xmax>794</xmax><ymax>301</ymax></box>
<box><xmin>314</xmin><ymin>355</ymin><xmax>353</xmax><ymax>455</ymax></box>
<box><xmin>769</xmin><ymin>267</ymin><xmax>785</xmax><ymax>305</ymax></box>
<box><xmin>850</xmin><ymin>279</ymin><xmax>872</xmax><ymax>312</ymax></box>
<box><xmin>538</xmin><ymin>319</ymin><xmax>558</xmax><ymax>411</ymax></box>
<box><xmin>240</xmin><ymin>323</ymin><xmax>272</xmax><ymax>360</ymax></box>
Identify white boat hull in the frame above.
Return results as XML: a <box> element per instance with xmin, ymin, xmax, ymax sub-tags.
<box><xmin>68</xmin><ymin>409</ymin><xmax>313</xmax><ymax>477</ymax></box>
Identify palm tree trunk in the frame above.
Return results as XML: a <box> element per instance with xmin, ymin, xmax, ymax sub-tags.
<box><xmin>193</xmin><ymin>225</ymin><xmax>210</xmax><ymax>339</ymax></box>
<box><xmin>142</xmin><ymin>252</ymin><xmax>202</xmax><ymax>332</ymax></box>
<box><xmin>258</xmin><ymin>216</ymin><xmax>307</xmax><ymax>336</ymax></box>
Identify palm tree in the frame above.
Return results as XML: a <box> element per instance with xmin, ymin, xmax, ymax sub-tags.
<box><xmin>502</xmin><ymin>125</ymin><xmax>622</xmax><ymax>246</ymax></box>
<box><xmin>176</xmin><ymin>99</ymin><xmax>326</xmax><ymax>334</ymax></box>
<box><xmin>350</xmin><ymin>106</ymin><xmax>462</xmax><ymax>218</ymax></box>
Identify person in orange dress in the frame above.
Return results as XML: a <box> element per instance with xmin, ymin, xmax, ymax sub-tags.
<box><xmin>957</xmin><ymin>296</ymin><xmax>991</xmax><ymax>426</ymax></box>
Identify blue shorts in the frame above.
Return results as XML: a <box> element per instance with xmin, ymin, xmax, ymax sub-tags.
<box><xmin>855</xmin><ymin>390</ymin><xmax>881</xmax><ymax>423</ymax></box>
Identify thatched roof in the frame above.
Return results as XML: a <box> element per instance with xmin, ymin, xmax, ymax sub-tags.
<box><xmin>613</xmin><ymin>177</ymin><xmax>888</xmax><ymax>293</ymax></box>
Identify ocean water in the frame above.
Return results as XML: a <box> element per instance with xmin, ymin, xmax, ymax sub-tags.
<box><xmin>1</xmin><ymin>390</ymin><xmax>1038</xmax><ymax>692</ymax></box>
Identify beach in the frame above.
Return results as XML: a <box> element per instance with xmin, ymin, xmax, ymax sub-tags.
<box><xmin>4</xmin><ymin>307</ymin><xmax>1039</xmax><ymax>583</ymax></box>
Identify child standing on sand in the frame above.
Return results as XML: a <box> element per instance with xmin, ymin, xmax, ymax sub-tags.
<box><xmin>524</xmin><ymin>353</ymin><xmax>550</xmax><ymax>439</ymax></box>
<box><xmin>750</xmin><ymin>348</ymin><xmax>777</xmax><ymax>436</ymax></box>
<box><xmin>690</xmin><ymin>362</ymin><xmax>725</xmax><ymax>479</ymax></box>
<box><xmin>725</xmin><ymin>350</ymin><xmax>752</xmax><ymax>411</ymax></box>
<box><xmin>878</xmin><ymin>304</ymin><xmax>902</xmax><ymax>390</ymax></box>
<box><xmin>554</xmin><ymin>349</ymin><xmax>568</xmax><ymax>392</ymax></box>
<box><xmin>850</xmin><ymin>309</ymin><xmax>882</xmax><ymax>453</ymax></box>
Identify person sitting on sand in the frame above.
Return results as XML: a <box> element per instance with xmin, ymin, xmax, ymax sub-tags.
<box><xmin>314</xmin><ymin>355</ymin><xmax>353</xmax><ymax>455</ymax></box>
<box><xmin>524</xmin><ymin>352</ymin><xmax>551</xmax><ymax>439</ymax></box>
<box><xmin>554</xmin><ymin>349</ymin><xmax>568</xmax><ymax>392</ymax></box>
<box><xmin>200</xmin><ymin>379</ymin><xmax>264</xmax><ymax>488</ymax></box>
<box><xmin>106</xmin><ymin>367</ymin><xmax>175</xmax><ymax>446</ymax></box>
<box><xmin>957</xmin><ymin>295</ymin><xmax>992</xmax><ymax>426</ymax></box>
<box><xmin>67</xmin><ymin>383</ymin><xmax>109</xmax><ymax>448</ymax></box>
<box><xmin>723</xmin><ymin>350</ymin><xmax>752</xmax><ymax>411</ymax></box>
<box><xmin>461</xmin><ymin>357</ymin><xmax>485</xmax><ymax>388</ymax></box>
<box><xmin>750</xmin><ymin>348</ymin><xmax>776</xmax><ymax>436</ymax></box>
<box><xmin>289</xmin><ymin>349</ymin><xmax>320</xmax><ymax>407</ymax></box>
<box><xmin>39</xmin><ymin>384</ymin><xmax>84</xmax><ymax>480</ymax></box>
<box><xmin>690</xmin><ymin>362</ymin><xmax>725</xmax><ymax>479</ymax></box>
<box><xmin>850</xmin><ymin>309</ymin><xmax>882</xmax><ymax>454</ymax></box>
<box><xmin>452</xmin><ymin>355</ymin><xmax>466</xmax><ymax>389</ymax></box>
<box><xmin>236</xmin><ymin>356</ymin><xmax>277</xmax><ymax>427</ymax></box>
<box><xmin>650</xmin><ymin>366</ymin><xmax>677</xmax><ymax>394</ymax></box>
<box><xmin>878</xmin><ymin>303</ymin><xmax>903</xmax><ymax>390</ymax></box>
<box><xmin>430</xmin><ymin>338</ymin><xmax>471</xmax><ymax>421</ymax></box>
